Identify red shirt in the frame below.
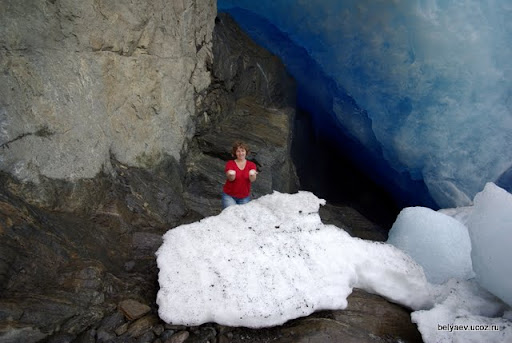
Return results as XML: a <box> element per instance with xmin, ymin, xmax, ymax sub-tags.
<box><xmin>223</xmin><ymin>160</ymin><xmax>257</xmax><ymax>198</ymax></box>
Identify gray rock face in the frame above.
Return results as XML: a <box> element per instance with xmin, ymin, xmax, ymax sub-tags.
<box><xmin>0</xmin><ymin>0</ymin><xmax>216</xmax><ymax>183</ymax></box>
<box><xmin>183</xmin><ymin>13</ymin><xmax>299</xmax><ymax>216</ymax></box>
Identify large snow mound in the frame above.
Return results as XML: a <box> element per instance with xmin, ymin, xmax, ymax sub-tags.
<box><xmin>156</xmin><ymin>191</ymin><xmax>432</xmax><ymax>328</ymax></box>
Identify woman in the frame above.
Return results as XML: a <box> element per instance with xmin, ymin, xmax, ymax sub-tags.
<box><xmin>222</xmin><ymin>141</ymin><xmax>258</xmax><ymax>209</ymax></box>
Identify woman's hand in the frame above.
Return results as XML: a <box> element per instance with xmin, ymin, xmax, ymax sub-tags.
<box><xmin>226</xmin><ymin>170</ymin><xmax>236</xmax><ymax>181</ymax></box>
<box><xmin>249</xmin><ymin>169</ymin><xmax>258</xmax><ymax>182</ymax></box>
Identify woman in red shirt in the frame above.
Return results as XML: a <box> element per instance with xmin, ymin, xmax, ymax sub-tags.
<box><xmin>222</xmin><ymin>141</ymin><xmax>258</xmax><ymax>209</ymax></box>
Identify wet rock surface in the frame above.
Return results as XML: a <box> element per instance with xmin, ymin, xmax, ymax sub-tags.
<box><xmin>319</xmin><ymin>203</ymin><xmax>389</xmax><ymax>242</ymax></box>
<box><xmin>183</xmin><ymin>13</ymin><xmax>299</xmax><ymax>217</ymax></box>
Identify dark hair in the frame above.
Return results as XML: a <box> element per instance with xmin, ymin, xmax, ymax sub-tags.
<box><xmin>231</xmin><ymin>140</ymin><xmax>250</xmax><ymax>156</ymax></box>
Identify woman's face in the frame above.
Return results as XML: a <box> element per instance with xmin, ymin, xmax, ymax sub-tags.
<box><xmin>235</xmin><ymin>147</ymin><xmax>247</xmax><ymax>160</ymax></box>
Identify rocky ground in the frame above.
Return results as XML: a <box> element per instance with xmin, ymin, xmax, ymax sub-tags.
<box><xmin>49</xmin><ymin>288</ymin><xmax>422</xmax><ymax>343</ymax></box>
<box><xmin>0</xmin><ymin>181</ymin><xmax>422</xmax><ymax>343</ymax></box>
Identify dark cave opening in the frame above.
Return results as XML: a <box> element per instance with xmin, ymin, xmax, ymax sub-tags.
<box><xmin>291</xmin><ymin>107</ymin><xmax>401</xmax><ymax>229</ymax></box>
<box><xmin>217</xmin><ymin>7</ymin><xmax>438</xmax><ymax>224</ymax></box>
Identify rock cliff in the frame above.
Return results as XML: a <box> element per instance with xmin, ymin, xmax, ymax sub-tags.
<box><xmin>0</xmin><ymin>1</ymin><xmax>300</xmax><ymax>341</ymax></box>
<box><xmin>1</xmin><ymin>0</ymin><xmax>214</xmax><ymax>185</ymax></box>
<box><xmin>183</xmin><ymin>13</ymin><xmax>299</xmax><ymax>216</ymax></box>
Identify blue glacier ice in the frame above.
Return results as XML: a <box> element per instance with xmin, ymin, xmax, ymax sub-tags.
<box><xmin>218</xmin><ymin>0</ymin><xmax>512</xmax><ymax>208</ymax></box>
<box><xmin>387</xmin><ymin>206</ymin><xmax>474</xmax><ymax>284</ymax></box>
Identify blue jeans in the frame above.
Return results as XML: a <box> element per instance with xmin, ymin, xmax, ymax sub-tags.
<box><xmin>222</xmin><ymin>192</ymin><xmax>251</xmax><ymax>209</ymax></box>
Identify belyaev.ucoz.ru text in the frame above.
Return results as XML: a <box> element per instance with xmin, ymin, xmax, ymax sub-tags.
<box><xmin>438</xmin><ymin>324</ymin><xmax>500</xmax><ymax>332</ymax></box>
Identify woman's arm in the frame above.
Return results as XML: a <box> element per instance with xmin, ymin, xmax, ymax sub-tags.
<box><xmin>249</xmin><ymin>169</ymin><xmax>257</xmax><ymax>182</ymax></box>
<box><xmin>226</xmin><ymin>170</ymin><xmax>236</xmax><ymax>181</ymax></box>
